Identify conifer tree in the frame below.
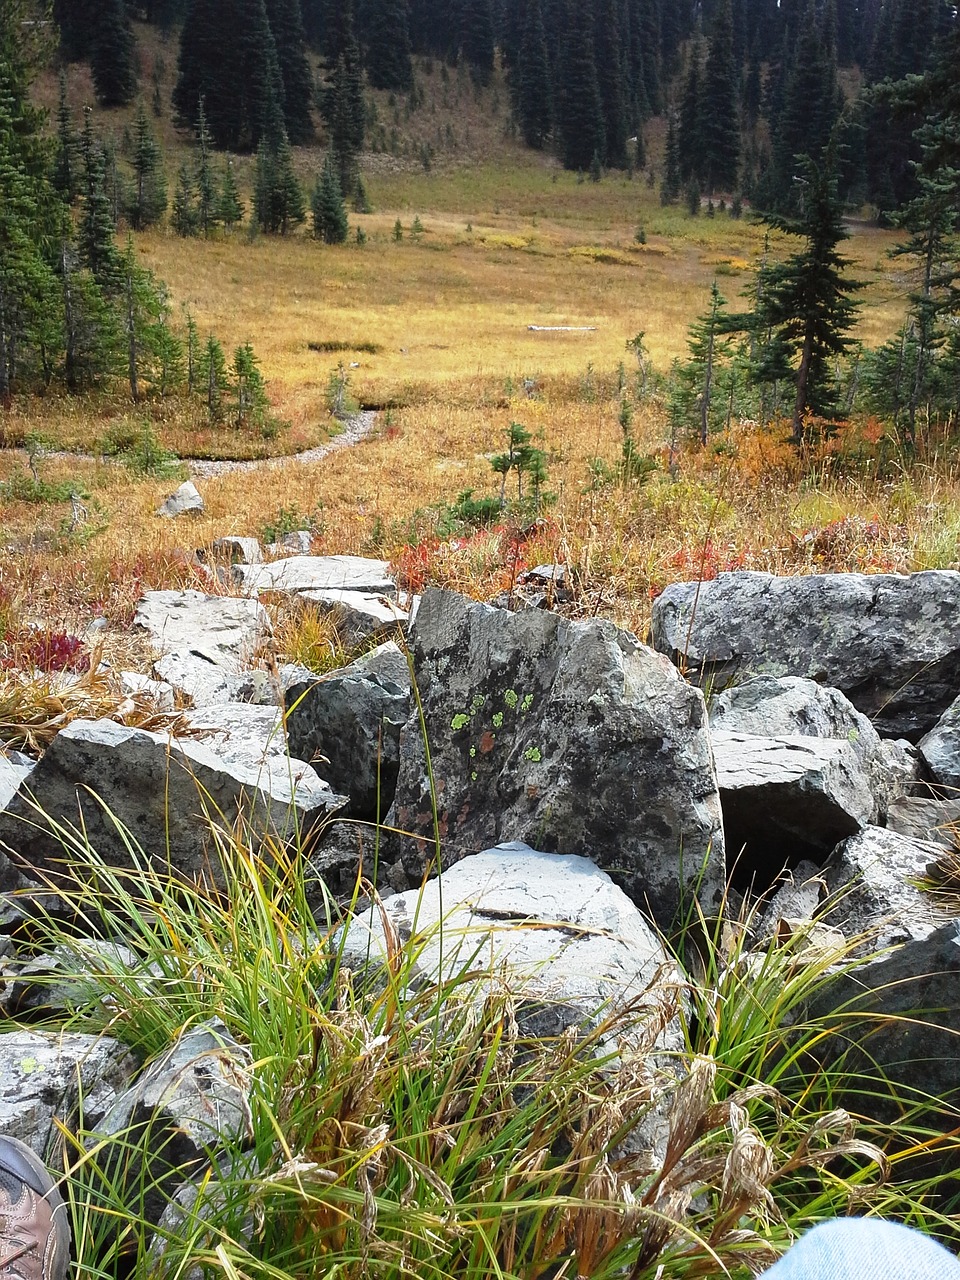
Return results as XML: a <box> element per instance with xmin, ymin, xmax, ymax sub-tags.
<box><xmin>198</xmin><ymin>333</ymin><xmax>227</xmax><ymax>420</ymax></box>
<box><xmin>52</xmin><ymin>72</ymin><xmax>78</xmax><ymax>204</ymax></box>
<box><xmin>253</xmin><ymin>133</ymin><xmax>305</xmax><ymax>233</ymax></box>
<box><xmin>194</xmin><ymin>99</ymin><xmax>220</xmax><ymax>236</ymax></box>
<box><xmin>311</xmin><ymin>153</ymin><xmax>349</xmax><ymax>242</ymax></box>
<box><xmin>514</xmin><ymin>0</ymin><xmax>552</xmax><ymax>149</ymax></box>
<box><xmin>671</xmin><ymin>281</ymin><xmax>736</xmax><ymax>445</ymax></box>
<box><xmin>91</xmin><ymin>0</ymin><xmax>138</xmax><ymax>107</ymax></box>
<box><xmin>701</xmin><ymin>0</ymin><xmax>740</xmax><ymax>193</ymax></box>
<box><xmin>661</xmin><ymin>111</ymin><xmax>682</xmax><ymax>204</ymax></box>
<box><xmin>218</xmin><ymin>159</ymin><xmax>245</xmax><ymax>229</ymax></box>
<box><xmin>595</xmin><ymin>0</ymin><xmax>628</xmax><ymax>167</ymax></box>
<box><xmin>460</xmin><ymin>0</ymin><xmax>495</xmax><ymax>86</ymax></box>
<box><xmin>556</xmin><ymin>0</ymin><xmax>605</xmax><ymax>172</ymax></box>
<box><xmin>127</xmin><ymin>100</ymin><xmax>167</xmax><ymax>230</ymax></box>
<box><xmin>232</xmin><ymin>341</ymin><xmax>269</xmax><ymax>426</ymax></box>
<box><xmin>78</xmin><ymin>113</ymin><xmax>122</xmax><ymax>295</ymax></box>
<box><xmin>765</xmin><ymin>0</ymin><xmax>840</xmax><ymax>212</ymax></box>
<box><xmin>171</xmin><ymin>164</ymin><xmax>197</xmax><ymax>235</ymax></box>
<box><xmin>365</xmin><ymin>0</ymin><xmax>414</xmax><ymax>90</ymax></box>
<box><xmin>324</xmin><ymin>27</ymin><xmax>365</xmax><ymax>193</ymax></box>
<box><xmin>264</xmin><ymin>0</ymin><xmax>314</xmax><ymax>143</ymax></box>
<box><xmin>752</xmin><ymin>152</ymin><xmax>862</xmax><ymax>444</ymax></box>
<box><xmin>678</xmin><ymin>45</ymin><xmax>703</xmax><ymax>184</ymax></box>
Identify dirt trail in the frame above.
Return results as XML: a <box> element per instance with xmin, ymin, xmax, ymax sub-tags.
<box><xmin>187</xmin><ymin>410</ymin><xmax>378</xmax><ymax>478</ymax></box>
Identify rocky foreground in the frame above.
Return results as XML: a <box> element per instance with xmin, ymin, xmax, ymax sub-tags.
<box><xmin>1</xmin><ymin>551</ymin><xmax>959</xmax><ymax>1243</ymax></box>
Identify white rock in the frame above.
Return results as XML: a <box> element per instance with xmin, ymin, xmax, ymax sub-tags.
<box><xmin>298</xmin><ymin>589</ymin><xmax>408</xmax><ymax>644</ymax></box>
<box><xmin>233</xmin><ymin>554</ymin><xmax>395</xmax><ymax>598</ymax></box>
<box><xmin>134</xmin><ymin>590</ymin><xmax>271</xmax><ymax>670</ymax></box>
<box><xmin>157</xmin><ymin>481</ymin><xmax>204</xmax><ymax>517</ymax></box>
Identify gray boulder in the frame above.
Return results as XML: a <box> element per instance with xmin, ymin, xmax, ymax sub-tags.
<box><xmin>0</xmin><ymin>1029</ymin><xmax>136</xmax><ymax>1155</ymax></box>
<box><xmin>919</xmin><ymin>693</ymin><xmax>960</xmax><ymax>791</ymax></box>
<box><xmin>712</xmin><ymin>730</ymin><xmax>875</xmax><ymax>877</ymax></box>
<box><xmin>807</xmin><ymin>919</ymin><xmax>960</xmax><ymax>1135</ymax></box>
<box><xmin>822</xmin><ymin>826</ymin><xmax>951</xmax><ymax>947</ymax></box>
<box><xmin>886</xmin><ymin>797</ymin><xmax>960</xmax><ymax>849</ymax></box>
<box><xmin>2</xmin><ymin>939</ymin><xmax>143</xmax><ymax>1020</ymax></box>
<box><xmin>233</xmin><ymin>555</ymin><xmax>395</xmax><ymax>598</ymax></box>
<box><xmin>157</xmin><ymin>481</ymin><xmax>204</xmax><ymax>518</ymax></box>
<box><xmin>0</xmin><ymin>718</ymin><xmax>345</xmax><ymax>891</ymax></box>
<box><xmin>652</xmin><ymin>570</ymin><xmax>960</xmax><ymax>739</ymax></box>
<box><xmin>298</xmin><ymin>589</ymin><xmax>408</xmax><ymax>645</ymax></box>
<box><xmin>389</xmin><ymin>589</ymin><xmax>725</xmax><ymax>925</ymax></box>
<box><xmin>94</xmin><ymin>1021</ymin><xmax>252</xmax><ymax>1225</ymax></box>
<box><xmin>709</xmin><ymin>675</ymin><xmax>900</xmax><ymax>816</ymax></box>
<box><xmin>285</xmin><ymin>651</ymin><xmax>410</xmax><ymax>820</ymax></box>
<box><xmin>176</xmin><ymin>703</ymin><xmax>288</xmax><ymax>768</ymax></box>
<box><xmin>152</xmin><ymin>652</ymin><xmax>247</xmax><ymax>709</ymax></box>
<box><xmin>340</xmin><ymin>842</ymin><xmax>683</xmax><ymax>1054</ymax></box>
<box><xmin>134</xmin><ymin>590</ymin><xmax>271</xmax><ymax>669</ymax></box>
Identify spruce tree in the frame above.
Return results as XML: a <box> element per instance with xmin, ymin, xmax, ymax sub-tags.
<box><xmin>765</xmin><ymin>0</ymin><xmax>840</xmax><ymax>212</ymax></box>
<box><xmin>311</xmin><ymin>153</ymin><xmax>349</xmax><ymax>242</ymax></box>
<box><xmin>460</xmin><ymin>0</ymin><xmax>496</xmax><ymax>86</ymax></box>
<box><xmin>232</xmin><ymin>341</ymin><xmax>269</xmax><ymax>426</ymax></box>
<box><xmin>678</xmin><ymin>45</ymin><xmax>703</xmax><ymax>184</ymax></box>
<box><xmin>199</xmin><ymin>333</ymin><xmax>228</xmax><ymax>420</ymax></box>
<box><xmin>595</xmin><ymin>0</ymin><xmax>628</xmax><ymax>167</ymax></box>
<box><xmin>218</xmin><ymin>159</ymin><xmax>245</xmax><ymax>229</ymax></box>
<box><xmin>171</xmin><ymin>164</ymin><xmax>198</xmax><ymax>235</ymax></box>
<box><xmin>195</xmin><ymin>98</ymin><xmax>220</xmax><ymax>236</ymax></box>
<box><xmin>264</xmin><ymin>0</ymin><xmax>315</xmax><ymax>143</ymax></box>
<box><xmin>52</xmin><ymin>72</ymin><xmax>78</xmax><ymax>204</ymax></box>
<box><xmin>127</xmin><ymin>100</ymin><xmax>167</xmax><ymax>230</ymax></box>
<box><xmin>752</xmin><ymin>152</ymin><xmax>862</xmax><ymax>444</ymax></box>
<box><xmin>365</xmin><ymin>0</ymin><xmax>414</xmax><ymax>90</ymax></box>
<box><xmin>514</xmin><ymin>0</ymin><xmax>552</xmax><ymax>149</ymax></box>
<box><xmin>671</xmin><ymin>281</ymin><xmax>735</xmax><ymax>446</ymax></box>
<box><xmin>661</xmin><ymin>111</ymin><xmax>682</xmax><ymax>204</ymax></box>
<box><xmin>701</xmin><ymin>0</ymin><xmax>740</xmax><ymax>193</ymax></box>
<box><xmin>91</xmin><ymin>0</ymin><xmax>138</xmax><ymax>107</ymax></box>
<box><xmin>324</xmin><ymin>37</ymin><xmax>365</xmax><ymax>192</ymax></box>
<box><xmin>78</xmin><ymin>113</ymin><xmax>123</xmax><ymax>295</ymax></box>
<box><xmin>253</xmin><ymin>133</ymin><xmax>305</xmax><ymax>233</ymax></box>
<box><xmin>556</xmin><ymin>0</ymin><xmax>605</xmax><ymax>172</ymax></box>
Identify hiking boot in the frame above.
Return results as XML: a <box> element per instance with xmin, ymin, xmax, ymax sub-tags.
<box><xmin>0</xmin><ymin>1137</ymin><xmax>69</xmax><ymax>1280</ymax></box>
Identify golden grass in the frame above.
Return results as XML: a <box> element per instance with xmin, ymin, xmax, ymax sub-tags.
<box><xmin>4</xmin><ymin>43</ymin><xmax>947</xmax><ymax>670</ymax></box>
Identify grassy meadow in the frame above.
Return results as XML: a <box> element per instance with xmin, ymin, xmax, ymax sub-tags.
<box><xmin>2</xmin><ymin>36</ymin><xmax>957</xmax><ymax>656</ymax></box>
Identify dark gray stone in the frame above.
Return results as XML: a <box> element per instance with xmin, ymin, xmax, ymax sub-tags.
<box><xmin>822</xmin><ymin>826</ymin><xmax>952</xmax><ymax>948</ymax></box>
<box><xmin>388</xmin><ymin>589</ymin><xmax>725</xmax><ymax>925</ymax></box>
<box><xmin>0</xmin><ymin>719</ymin><xmax>345</xmax><ymax>891</ymax></box>
<box><xmin>652</xmin><ymin>570</ymin><xmax>960</xmax><ymax>739</ymax></box>
<box><xmin>807</xmin><ymin>919</ymin><xmax>960</xmax><ymax>1131</ymax></box>
<box><xmin>919</xmin><ymin>693</ymin><xmax>960</xmax><ymax>791</ymax></box>
<box><xmin>709</xmin><ymin>675</ymin><xmax>901</xmax><ymax>817</ymax></box>
<box><xmin>712</xmin><ymin>730</ymin><xmax>875</xmax><ymax>881</ymax></box>
<box><xmin>285</xmin><ymin>653</ymin><xmax>410</xmax><ymax>819</ymax></box>
<box><xmin>93</xmin><ymin>1021</ymin><xmax>252</xmax><ymax>1226</ymax></box>
<box><xmin>0</xmin><ymin>1029</ymin><xmax>136</xmax><ymax>1155</ymax></box>
<box><xmin>886</xmin><ymin>797</ymin><xmax>960</xmax><ymax>850</ymax></box>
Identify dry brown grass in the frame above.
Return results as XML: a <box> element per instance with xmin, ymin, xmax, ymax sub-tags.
<box><xmin>5</xmin><ymin>43</ymin><xmax>952</xmax><ymax>669</ymax></box>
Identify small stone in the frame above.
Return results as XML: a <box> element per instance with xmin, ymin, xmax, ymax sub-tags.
<box><xmin>157</xmin><ymin>481</ymin><xmax>204</xmax><ymax>518</ymax></box>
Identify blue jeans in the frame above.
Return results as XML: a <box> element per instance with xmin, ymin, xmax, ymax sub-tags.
<box><xmin>762</xmin><ymin>1219</ymin><xmax>960</xmax><ymax>1279</ymax></box>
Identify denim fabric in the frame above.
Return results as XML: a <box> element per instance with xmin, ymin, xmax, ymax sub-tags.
<box><xmin>761</xmin><ymin>1219</ymin><xmax>960</xmax><ymax>1279</ymax></box>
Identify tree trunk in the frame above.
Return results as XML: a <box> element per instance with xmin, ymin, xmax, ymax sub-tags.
<box><xmin>792</xmin><ymin>331</ymin><xmax>814</xmax><ymax>444</ymax></box>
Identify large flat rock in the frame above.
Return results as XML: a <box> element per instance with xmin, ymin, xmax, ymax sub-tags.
<box><xmin>652</xmin><ymin>570</ymin><xmax>960</xmax><ymax>739</ymax></box>
<box><xmin>341</xmin><ymin>842</ymin><xmax>683</xmax><ymax>1045</ymax></box>
<box><xmin>233</xmin><ymin>555</ymin><xmax>395</xmax><ymax>598</ymax></box>
<box><xmin>388</xmin><ymin>588</ymin><xmax>725</xmax><ymax>926</ymax></box>
<box><xmin>134</xmin><ymin>590</ymin><xmax>271</xmax><ymax>670</ymax></box>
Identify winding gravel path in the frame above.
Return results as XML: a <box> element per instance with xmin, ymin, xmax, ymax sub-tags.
<box><xmin>187</xmin><ymin>410</ymin><xmax>378</xmax><ymax>478</ymax></box>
